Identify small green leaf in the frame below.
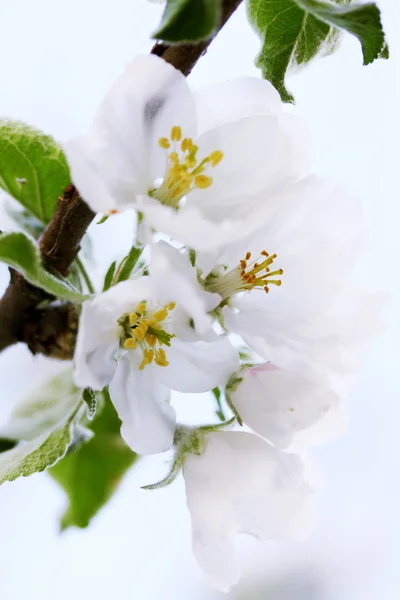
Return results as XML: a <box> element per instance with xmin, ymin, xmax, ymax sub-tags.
<box><xmin>0</xmin><ymin>120</ymin><xmax>70</xmax><ymax>223</ymax></box>
<box><xmin>0</xmin><ymin>406</ymin><xmax>82</xmax><ymax>484</ymax></box>
<box><xmin>248</xmin><ymin>0</ymin><xmax>388</xmax><ymax>102</ymax></box>
<box><xmin>153</xmin><ymin>0</ymin><xmax>221</xmax><ymax>43</ymax></box>
<box><xmin>113</xmin><ymin>247</ymin><xmax>142</xmax><ymax>284</ymax></box>
<box><xmin>0</xmin><ymin>372</ymin><xmax>83</xmax><ymax>484</ymax></box>
<box><xmin>0</xmin><ymin>232</ymin><xmax>90</xmax><ymax>303</ymax></box>
<box><xmin>0</xmin><ymin>370</ymin><xmax>82</xmax><ymax>442</ymax></box>
<box><xmin>50</xmin><ymin>391</ymin><xmax>138</xmax><ymax>530</ymax></box>
<box><xmin>96</xmin><ymin>214</ymin><xmax>110</xmax><ymax>225</ymax></box>
<box><xmin>103</xmin><ymin>260</ymin><xmax>117</xmax><ymax>291</ymax></box>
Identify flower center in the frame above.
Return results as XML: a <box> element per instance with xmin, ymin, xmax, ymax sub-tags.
<box><xmin>204</xmin><ymin>250</ymin><xmax>283</xmax><ymax>300</ymax></box>
<box><xmin>118</xmin><ymin>301</ymin><xmax>176</xmax><ymax>370</ymax></box>
<box><xmin>149</xmin><ymin>125</ymin><xmax>224</xmax><ymax>208</ymax></box>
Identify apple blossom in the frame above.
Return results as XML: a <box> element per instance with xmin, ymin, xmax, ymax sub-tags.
<box><xmin>64</xmin><ymin>54</ymin><xmax>310</xmax><ymax>250</ymax></box>
<box><xmin>73</xmin><ymin>253</ymin><xmax>239</xmax><ymax>454</ymax></box>
<box><xmin>182</xmin><ymin>429</ymin><xmax>314</xmax><ymax>591</ymax></box>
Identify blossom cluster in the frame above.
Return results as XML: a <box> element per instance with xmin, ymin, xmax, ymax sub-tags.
<box><xmin>65</xmin><ymin>54</ymin><xmax>382</xmax><ymax>590</ymax></box>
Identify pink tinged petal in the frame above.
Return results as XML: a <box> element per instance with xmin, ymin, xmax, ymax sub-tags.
<box><xmin>109</xmin><ymin>355</ymin><xmax>175</xmax><ymax>455</ymax></box>
<box><xmin>64</xmin><ymin>54</ymin><xmax>196</xmax><ymax>214</ymax></box>
<box><xmin>158</xmin><ymin>335</ymin><xmax>239</xmax><ymax>393</ymax></box>
<box><xmin>231</xmin><ymin>363</ymin><xmax>339</xmax><ymax>449</ymax></box>
<box><xmin>183</xmin><ymin>431</ymin><xmax>314</xmax><ymax>591</ymax></box>
<box><xmin>194</xmin><ymin>76</ymin><xmax>282</xmax><ymax>134</ymax></box>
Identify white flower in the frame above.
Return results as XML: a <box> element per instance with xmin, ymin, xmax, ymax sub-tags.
<box><xmin>73</xmin><ymin>253</ymin><xmax>239</xmax><ymax>454</ymax></box>
<box><xmin>192</xmin><ymin>176</ymin><xmax>385</xmax><ymax>391</ymax></box>
<box><xmin>64</xmin><ymin>54</ymin><xmax>309</xmax><ymax>250</ymax></box>
<box><xmin>182</xmin><ymin>430</ymin><xmax>314</xmax><ymax>591</ymax></box>
<box><xmin>229</xmin><ymin>363</ymin><xmax>339</xmax><ymax>449</ymax></box>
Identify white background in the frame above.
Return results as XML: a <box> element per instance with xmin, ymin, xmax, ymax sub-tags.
<box><xmin>0</xmin><ymin>1</ymin><xmax>399</xmax><ymax>599</ymax></box>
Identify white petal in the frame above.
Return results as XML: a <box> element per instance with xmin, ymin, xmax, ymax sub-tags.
<box><xmin>150</xmin><ymin>241</ymin><xmax>221</xmax><ymax>313</ymax></box>
<box><xmin>187</xmin><ymin>114</ymin><xmax>309</xmax><ymax>219</ymax></box>
<box><xmin>109</xmin><ymin>354</ymin><xmax>175</xmax><ymax>454</ymax></box>
<box><xmin>136</xmin><ymin>194</ymin><xmax>273</xmax><ymax>251</ymax></box>
<box><xmin>73</xmin><ymin>299</ymin><xmax>119</xmax><ymax>390</ymax></box>
<box><xmin>194</xmin><ymin>77</ymin><xmax>282</xmax><ymax>134</ymax></box>
<box><xmin>291</xmin><ymin>401</ymin><xmax>348</xmax><ymax>452</ymax></box>
<box><xmin>158</xmin><ymin>335</ymin><xmax>239</xmax><ymax>393</ymax></box>
<box><xmin>192</xmin><ymin>538</ymin><xmax>240</xmax><ymax>593</ymax></box>
<box><xmin>183</xmin><ymin>431</ymin><xmax>313</xmax><ymax>591</ymax></box>
<box><xmin>64</xmin><ymin>54</ymin><xmax>196</xmax><ymax>213</ymax></box>
<box><xmin>73</xmin><ymin>277</ymin><xmax>162</xmax><ymax>390</ymax></box>
<box><xmin>231</xmin><ymin>363</ymin><xmax>339</xmax><ymax>449</ymax></box>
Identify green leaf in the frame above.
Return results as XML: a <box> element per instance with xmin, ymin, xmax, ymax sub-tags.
<box><xmin>0</xmin><ymin>408</ymin><xmax>82</xmax><ymax>484</ymax></box>
<box><xmin>0</xmin><ymin>232</ymin><xmax>90</xmax><ymax>303</ymax></box>
<box><xmin>153</xmin><ymin>0</ymin><xmax>221</xmax><ymax>43</ymax></box>
<box><xmin>0</xmin><ymin>120</ymin><xmax>70</xmax><ymax>223</ymax></box>
<box><xmin>295</xmin><ymin>0</ymin><xmax>388</xmax><ymax>64</ymax></box>
<box><xmin>5</xmin><ymin>205</ymin><xmax>45</xmax><ymax>239</ymax></box>
<box><xmin>113</xmin><ymin>247</ymin><xmax>142</xmax><ymax>284</ymax></box>
<box><xmin>0</xmin><ymin>371</ymin><xmax>83</xmax><ymax>484</ymax></box>
<box><xmin>248</xmin><ymin>0</ymin><xmax>388</xmax><ymax>102</ymax></box>
<box><xmin>103</xmin><ymin>260</ymin><xmax>117</xmax><ymax>291</ymax></box>
<box><xmin>50</xmin><ymin>391</ymin><xmax>138</xmax><ymax>530</ymax></box>
<box><xmin>0</xmin><ymin>370</ymin><xmax>82</xmax><ymax>442</ymax></box>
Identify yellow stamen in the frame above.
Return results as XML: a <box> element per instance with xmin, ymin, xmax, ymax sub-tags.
<box><xmin>158</xmin><ymin>137</ymin><xmax>170</xmax><ymax>149</ymax></box>
<box><xmin>136</xmin><ymin>302</ymin><xmax>147</xmax><ymax>314</ymax></box>
<box><xmin>153</xmin><ymin>308</ymin><xmax>168</xmax><ymax>322</ymax></box>
<box><xmin>209</xmin><ymin>150</ymin><xmax>224</xmax><ymax>167</ymax></box>
<box><xmin>132</xmin><ymin>322</ymin><xmax>148</xmax><ymax>341</ymax></box>
<box><xmin>171</xmin><ymin>126</ymin><xmax>182</xmax><ymax>141</ymax></box>
<box><xmin>167</xmin><ymin>302</ymin><xmax>176</xmax><ymax>310</ymax></box>
<box><xmin>124</xmin><ymin>338</ymin><xmax>137</xmax><ymax>349</ymax></box>
<box><xmin>146</xmin><ymin>334</ymin><xmax>157</xmax><ymax>347</ymax></box>
<box><xmin>129</xmin><ymin>312</ymin><xmax>138</xmax><ymax>326</ymax></box>
<box><xmin>204</xmin><ymin>248</ymin><xmax>283</xmax><ymax>299</ymax></box>
<box><xmin>152</xmin><ymin>126</ymin><xmax>223</xmax><ymax>207</ymax></box>
<box><xmin>195</xmin><ymin>174</ymin><xmax>213</xmax><ymax>189</ymax></box>
<box><xmin>181</xmin><ymin>138</ymin><xmax>193</xmax><ymax>152</ymax></box>
<box><xmin>155</xmin><ymin>348</ymin><xmax>169</xmax><ymax>367</ymax></box>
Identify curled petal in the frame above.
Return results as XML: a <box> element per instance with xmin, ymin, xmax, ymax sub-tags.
<box><xmin>109</xmin><ymin>354</ymin><xmax>175</xmax><ymax>455</ymax></box>
<box><xmin>183</xmin><ymin>431</ymin><xmax>314</xmax><ymax>591</ymax></box>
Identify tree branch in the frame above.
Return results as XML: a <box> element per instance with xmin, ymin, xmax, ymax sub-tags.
<box><xmin>0</xmin><ymin>0</ymin><xmax>243</xmax><ymax>358</ymax></box>
<box><xmin>0</xmin><ymin>186</ymin><xmax>94</xmax><ymax>355</ymax></box>
<box><xmin>151</xmin><ymin>0</ymin><xmax>243</xmax><ymax>76</ymax></box>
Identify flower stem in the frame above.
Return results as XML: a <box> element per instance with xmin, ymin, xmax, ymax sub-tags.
<box><xmin>75</xmin><ymin>256</ymin><xmax>95</xmax><ymax>294</ymax></box>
